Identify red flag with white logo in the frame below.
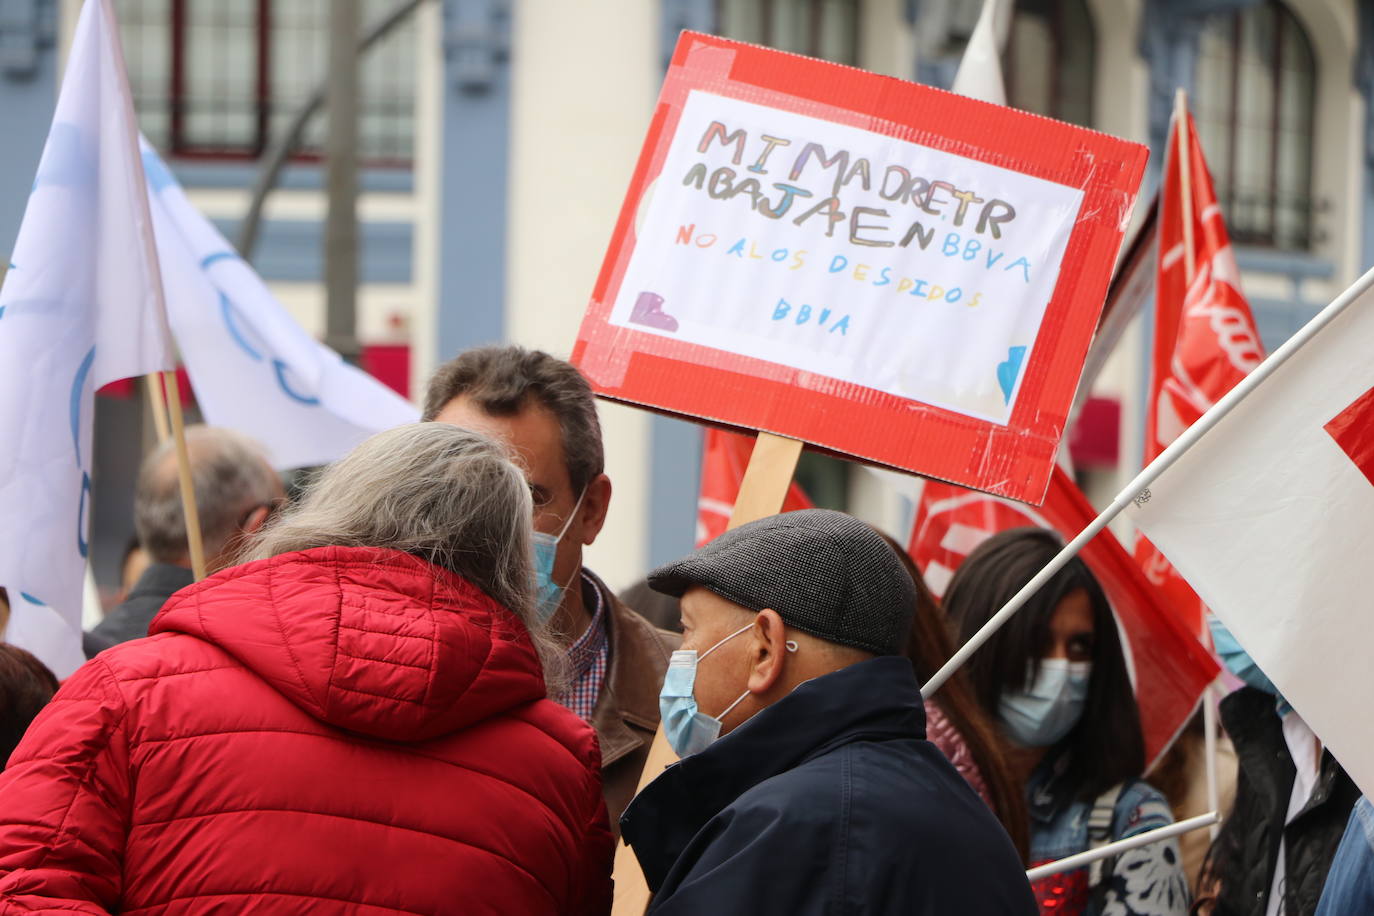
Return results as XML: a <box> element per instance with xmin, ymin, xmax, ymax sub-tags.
<box><xmin>696</xmin><ymin>429</ymin><xmax>813</xmax><ymax>546</ymax></box>
<box><xmin>910</xmin><ymin>467</ymin><xmax>1219</xmax><ymax>765</ymax></box>
<box><xmin>1136</xmin><ymin>108</ymin><xmax>1266</xmax><ymax>636</ymax></box>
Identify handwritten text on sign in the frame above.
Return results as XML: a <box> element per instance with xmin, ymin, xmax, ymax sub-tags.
<box><xmin>609</xmin><ymin>91</ymin><xmax>1085</xmax><ymax>424</ymax></box>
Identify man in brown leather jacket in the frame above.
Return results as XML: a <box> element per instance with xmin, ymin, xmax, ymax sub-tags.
<box><xmin>424</xmin><ymin>345</ymin><xmax>679</xmax><ymax>825</ymax></box>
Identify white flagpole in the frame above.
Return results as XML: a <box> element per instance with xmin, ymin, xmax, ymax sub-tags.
<box><xmin>1025</xmin><ymin>812</ymin><xmax>1220</xmax><ymax>882</ymax></box>
<box><xmin>98</xmin><ymin>0</ymin><xmax>205</xmax><ymax>579</ymax></box>
<box><xmin>923</xmin><ymin>260</ymin><xmax>1374</xmax><ymax>699</ymax></box>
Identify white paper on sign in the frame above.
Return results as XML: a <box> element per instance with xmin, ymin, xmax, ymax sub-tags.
<box><xmin>0</xmin><ymin>0</ymin><xmax>175</xmax><ymax>677</ymax></box>
<box><xmin>610</xmin><ymin>91</ymin><xmax>1084</xmax><ymax>425</ymax></box>
<box><xmin>140</xmin><ymin>141</ymin><xmax>419</xmax><ymax>470</ymax></box>
<box><xmin>1129</xmin><ymin>283</ymin><xmax>1374</xmax><ymax>801</ymax></box>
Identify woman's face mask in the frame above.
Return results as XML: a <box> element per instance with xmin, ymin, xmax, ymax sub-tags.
<box><xmin>997</xmin><ymin>658</ymin><xmax>1092</xmax><ymax>748</ymax></box>
<box><xmin>530</xmin><ymin>489</ymin><xmax>585</xmax><ymax>624</ymax></box>
<box><xmin>659</xmin><ymin>623</ymin><xmax>797</xmax><ymax>758</ymax></box>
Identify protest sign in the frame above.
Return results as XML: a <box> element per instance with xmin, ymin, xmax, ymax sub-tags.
<box><xmin>573</xmin><ymin>31</ymin><xmax>1148</xmax><ymax>504</ymax></box>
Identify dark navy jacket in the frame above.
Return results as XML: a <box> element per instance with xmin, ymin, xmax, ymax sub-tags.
<box><xmin>620</xmin><ymin>656</ymin><xmax>1037</xmax><ymax>915</ymax></box>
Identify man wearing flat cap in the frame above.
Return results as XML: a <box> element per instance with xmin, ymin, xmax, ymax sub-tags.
<box><xmin>620</xmin><ymin>509</ymin><xmax>1036</xmax><ymax>915</ymax></box>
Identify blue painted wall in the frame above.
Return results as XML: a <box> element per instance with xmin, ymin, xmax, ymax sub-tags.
<box><xmin>0</xmin><ymin>0</ymin><xmax>56</xmax><ymax>260</ymax></box>
<box><xmin>645</xmin><ymin>0</ymin><xmax>717</xmax><ymax>571</ymax></box>
<box><xmin>211</xmin><ymin>217</ymin><xmax>413</xmax><ymax>285</ymax></box>
<box><xmin>434</xmin><ymin>0</ymin><xmax>509</xmax><ymax>362</ymax></box>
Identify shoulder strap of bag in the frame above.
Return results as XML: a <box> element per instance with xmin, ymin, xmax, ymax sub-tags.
<box><xmin>1087</xmin><ymin>782</ymin><xmax>1127</xmax><ymax>889</ymax></box>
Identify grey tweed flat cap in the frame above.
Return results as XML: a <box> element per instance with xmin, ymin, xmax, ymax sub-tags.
<box><xmin>648</xmin><ymin>509</ymin><xmax>916</xmax><ymax>656</ymax></box>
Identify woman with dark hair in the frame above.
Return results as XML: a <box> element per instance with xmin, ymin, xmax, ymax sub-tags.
<box><xmin>944</xmin><ymin>527</ymin><xmax>1189</xmax><ymax>916</ymax></box>
<box><xmin>879</xmin><ymin>531</ymin><xmax>1030</xmax><ymax>863</ymax></box>
<box><xmin>0</xmin><ymin>643</ymin><xmax>57</xmax><ymax>764</ymax></box>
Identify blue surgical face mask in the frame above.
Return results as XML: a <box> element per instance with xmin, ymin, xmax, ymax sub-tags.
<box><xmin>1208</xmin><ymin>615</ymin><xmax>1291</xmax><ymax>715</ymax></box>
<box><xmin>531</xmin><ymin>489</ymin><xmax>585</xmax><ymax>624</ymax></box>
<box><xmin>660</xmin><ymin>623</ymin><xmax>798</xmax><ymax>758</ymax></box>
<box><xmin>998</xmin><ymin>658</ymin><xmax>1092</xmax><ymax>748</ymax></box>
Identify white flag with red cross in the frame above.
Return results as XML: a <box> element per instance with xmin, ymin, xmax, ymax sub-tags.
<box><xmin>911</xmin><ymin>466</ymin><xmax>1219</xmax><ymax>765</ymax></box>
<box><xmin>1130</xmin><ymin>280</ymin><xmax>1374</xmax><ymax>799</ymax></box>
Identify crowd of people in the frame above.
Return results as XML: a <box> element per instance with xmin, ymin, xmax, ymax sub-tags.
<box><xmin>0</xmin><ymin>344</ymin><xmax>1366</xmax><ymax>914</ymax></box>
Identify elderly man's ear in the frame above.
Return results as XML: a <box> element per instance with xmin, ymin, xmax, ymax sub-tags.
<box><xmin>746</xmin><ymin>610</ymin><xmax>793</xmax><ymax>695</ymax></box>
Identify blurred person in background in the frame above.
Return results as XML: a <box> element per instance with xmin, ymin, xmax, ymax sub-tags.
<box><xmin>424</xmin><ymin>344</ymin><xmax>677</xmax><ymax>827</ymax></box>
<box><xmin>1314</xmin><ymin>796</ymin><xmax>1374</xmax><ymax>915</ymax></box>
<box><xmin>0</xmin><ymin>424</ymin><xmax>612</xmax><ymax>914</ymax></box>
<box><xmin>0</xmin><ymin>643</ymin><xmax>56</xmax><ymax>766</ymax></box>
<box><xmin>115</xmin><ymin>537</ymin><xmax>150</xmax><ymax>607</ymax></box>
<box><xmin>945</xmin><ymin>527</ymin><xmax>1189</xmax><ymax>916</ymax></box>
<box><xmin>1192</xmin><ymin>618</ymin><xmax>1358</xmax><ymax>916</ymax></box>
<box><xmin>83</xmin><ymin>425</ymin><xmax>283</xmax><ymax>657</ymax></box>
<box><xmin>880</xmin><ymin>531</ymin><xmax>1030</xmax><ymax>863</ymax></box>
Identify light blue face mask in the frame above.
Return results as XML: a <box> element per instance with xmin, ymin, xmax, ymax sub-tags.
<box><xmin>1208</xmin><ymin>615</ymin><xmax>1291</xmax><ymax>715</ymax></box>
<box><xmin>531</xmin><ymin>489</ymin><xmax>585</xmax><ymax>624</ymax></box>
<box><xmin>998</xmin><ymin>658</ymin><xmax>1092</xmax><ymax>749</ymax></box>
<box><xmin>660</xmin><ymin>624</ymin><xmax>798</xmax><ymax>758</ymax></box>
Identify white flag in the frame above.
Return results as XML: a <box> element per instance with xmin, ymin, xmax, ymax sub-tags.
<box><xmin>139</xmin><ymin>142</ymin><xmax>418</xmax><ymax>470</ymax></box>
<box><xmin>951</xmin><ymin>0</ymin><xmax>1009</xmax><ymax>106</ymax></box>
<box><xmin>1129</xmin><ymin>279</ymin><xmax>1374</xmax><ymax>799</ymax></box>
<box><xmin>0</xmin><ymin>0</ymin><xmax>175</xmax><ymax>677</ymax></box>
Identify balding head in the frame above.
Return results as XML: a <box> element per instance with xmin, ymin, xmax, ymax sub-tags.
<box><xmin>134</xmin><ymin>426</ymin><xmax>283</xmax><ymax>572</ymax></box>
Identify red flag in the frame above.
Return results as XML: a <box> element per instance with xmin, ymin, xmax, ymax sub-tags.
<box><xmin>1136</xmin><ymin>109</ymin><xmax>1266</xmax><ymax>635</ymax></box>
<box><xmin>909</xmin><ymin>467</ymin><xmax>1219</xmax><ymax>765</ymax></box>
<box><xmin>696</xmin><ymin>429</ymin><xmax>813</xmax><ymax>546</ymax></box>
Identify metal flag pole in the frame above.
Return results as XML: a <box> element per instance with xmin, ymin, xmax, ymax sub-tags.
<box><xmin>1026</xmin><ymin>812</ymin><xmax>1221</xmax><ymax>882</ymax></box>
<box><xmin>923</xmin><ymin>259</ymin><xmax>1374</xmax><ymax>700</ymax></box>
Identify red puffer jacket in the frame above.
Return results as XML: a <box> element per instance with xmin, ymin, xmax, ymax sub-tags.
<box><xmin>0</xmin><ymin>546</ymin><xmax>613</xmax><ymax>915</ymax></box>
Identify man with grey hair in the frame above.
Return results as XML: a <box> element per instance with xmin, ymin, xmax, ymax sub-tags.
<box><xmin>424</xmin><ymin>345</ymin><xmax>679</xmax><ymax>828</ymax></box>
<box><xmin>83</xmin><ymin>425</ymin><xmax>283</xmax><ymax>657</ymax></box>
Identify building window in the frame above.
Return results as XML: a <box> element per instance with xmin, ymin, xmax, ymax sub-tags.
<box><xmin>1194</xmin><ymin>0</ymin><xmax>1316</xmax><ymax>250</ymax></box>
<box><xmin>1004</xmin><ymin>0</ymin><xmax>1095</xmax><ymax>128</ymax></box>
<box><xmin>118</xmin><ymin>0</ymin><xmax>416</xmax><ymax>165</ymax></box>
<box><xmin>716</xmin><ymin>0</ymin><xmax>861</xmax><ymax>65</ymax></box>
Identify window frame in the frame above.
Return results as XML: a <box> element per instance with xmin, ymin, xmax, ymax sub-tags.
<box><xmin>713</xmin><ymin>0</ymin><xmax>862</xmax><ymax>66</ymax></box>
<box><xmin>142</xmin><ymin>0</ymin><xmax>414</xmax><ymax>168</ymax></box>
<box><xmin>1194</xmin><ymin>0</ymin><xmax>1317</xmax><ymax>250</ymax></box>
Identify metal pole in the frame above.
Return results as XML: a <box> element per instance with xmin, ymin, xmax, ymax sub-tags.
<box><xmin>325</xmin><ymin>0</ymin><xmax>361</xmax><ymax>365</ymax></box>
<box><xmin>923</xmin><ymin>261</ymin><xmax>1374</xmax><ymax>699</ymax></box>
<box><xmin>1025</xmin><ymin>812</ymin><xmax>1221</xmax><ymax>882</ymax></box>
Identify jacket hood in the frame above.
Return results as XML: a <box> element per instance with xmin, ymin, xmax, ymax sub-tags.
<box><xmin>151</xmin><ymin>546</ymin><xmax>546</xmax><ymax>742</ymax></box>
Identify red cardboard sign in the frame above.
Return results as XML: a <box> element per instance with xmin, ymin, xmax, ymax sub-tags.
<box><xmin>572</xmin><ymin>32</ymin><xmax>1147</xmax><ymax>504</ymax></box>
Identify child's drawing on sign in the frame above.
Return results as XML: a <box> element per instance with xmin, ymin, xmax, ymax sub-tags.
<box><xmin>608</xmin><ymin>90</ymin><xmax>1084</xmax><ymax>426</ymax></box>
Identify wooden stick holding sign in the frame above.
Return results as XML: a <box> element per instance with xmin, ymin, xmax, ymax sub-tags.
<box><xmin>610</xmin><ymin>431</ymin><xmax>804</xmax><ymax>916</ymax></box>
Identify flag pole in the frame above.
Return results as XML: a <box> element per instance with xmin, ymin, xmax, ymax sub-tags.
<box><xmin>144</xmin><ymin>374</ymin><xmax>170</xmax><ymax>443</ymax></box>
<box><xmin>1026</xmin><ymin>812</ymin><xmax>1220</xmax><ymax>882</ymax></box>
<box><xmin>1174</xmin><ymin>88</ymin><xmax>1222</xmax><ymax>840</ymax></box>
<box><xmin>924</xmin><ymin>261</ymin><xmax>1374</xmax><ymax>699</ymax></box>
<box><xmin>98</xmin><ymin>0</ymin><xmax>204</xmax><ymax>580</ymax></box>
<box><xmin>1174</xmin><ymin>89</ymin><xmax>1196</xmax><ymax>285</ymax></box>
<box><xmin>160</xmin><ymin>371</ymin><xmax>206</xmax><ymax>580</ymax></box>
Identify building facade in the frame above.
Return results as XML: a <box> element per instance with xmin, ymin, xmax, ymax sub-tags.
<box><xmin>0</xmin><ymin>0</ymin><xmax>1368</xmax><ymax>595</ymax></box>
